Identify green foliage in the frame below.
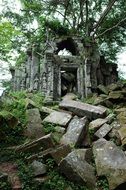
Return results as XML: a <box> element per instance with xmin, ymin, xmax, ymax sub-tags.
<box><xmin>83</xmin><ymin>95</ymin><xmax>96</xmax><ymax>105</ymax></box>
<box><xmin>43</xmin><ymin>123</ymin><xmax>56</xmax><ymax>134</ymax></box>
<box><xmin>0</xmin><ymin>21</ymin><xmax>20</xmax><ymax>60</ymax></box>
<box><xmin>30</xmin><ymin>92</ymin><xmax>44</xmax><ymax>107</ymax></box>
<box><xmin>0</xmin><ymin>181</ymin><xmax>12</xmax><ymax>190</ymax></box>
<box><xmin>1</xmin><ymin>0</ymin><xmax>126</xmax><ymax>62</ymax></box>
<box><xmin>89</xmin><ymin>128</ymin><xmax>95</xmax><ymax>142</ymax></box>
<box><xmin>44</xmin><ymin>158</ymin><xmax>89</xmax><ymax>190</ymax></box>
<box><xmin>17</xmin><ymin>161</ymin><xmax>36</xmax><ymax>190</ymax></box>
<box><xmin>0</xmin><ymin>91</ymin><xmax>27</xmax><ymax>145</ymax></box>
<box><xmin>45</xmin><ymin>19</ymin><xmax>70</xmax><ymax>36</ymax></box>
<box><xmin>16</xmin><ymin>52</ymin><xmax>27</xmax><ymax>66</ymax></box>
<box><xmin>97</xmin><ymin>177</ymin><xmax>109</xmax><ymax>190</ymax></box>
<box><xmin>3</xmin><ymin>91</ymin><xmax>27</xmax><ymax>124</ymax></box>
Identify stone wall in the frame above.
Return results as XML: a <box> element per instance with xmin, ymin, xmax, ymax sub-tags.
<box><xmin>11</xmin><ymin>37</ymin><xmax>118</xmax><ymax>100</ymax></box>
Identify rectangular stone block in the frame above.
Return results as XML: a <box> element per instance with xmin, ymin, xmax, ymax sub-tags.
<box><xmin>60</xmin><ymin>116</ymin><xmax>88</xmax><ymax>147</ymax></box>
<box><xmin>43</xmin><ymin>111</ymin><xmax>72</xmax><ymax>126</ymax></box>
<box><xmin>59</xmin><ymin>100</ymin><xmax>107</xmax><ymax>120</ymax></box>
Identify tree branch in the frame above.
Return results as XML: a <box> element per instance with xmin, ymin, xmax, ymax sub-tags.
<box><xmin>95</xmin><ymin>17</ymin><xmax>126</xmax><ymax>39</ymax></box>
<box><xmin>63</xmin><ymin>0</ymin><xmax>70</xmax><ymax>25</ymax></box>
<box><xmin>93</xmin><ymin>0</ymin><xmax>117</xmax><ymax>33</ymax></box>
<box><xmin>85</xmin><ymin>0</ymin><xmax>89</xmax><ymax>36</ymax></box>
<box><xmin>54</xmin><ymin>9</ymin><xmax>72</xmax><ymax>27</ymax></box>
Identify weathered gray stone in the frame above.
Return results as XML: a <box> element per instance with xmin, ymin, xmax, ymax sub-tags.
<box><xmin>39</xmin><ymin>106</ymin><xmax>54</xmax><ymax>120</ymax></box>
<box><xmin>94</xmin><ymin>123</ymin><xmax>113</xmax><ymax>138</ymax></box>
<box><xmin>59</xmin><ymin>150</ymin><xmax>96</xmax><ymax>189</ymax></box>
<box><xmin>55</xmin><ymin>126</ymin><xmax>65</xmax><ymax>134</ymax></box>
<box><xmin>97</xmin><ymin>84</ymin><xmax>109</xmax><ymax>95</ymax></box>
<box><xmin>25</xmin><ymin>108</ymin><xmax>45</xmax><ymax>139</ymax></box>
<box><xmin>31</xmin><ymin>160</ymin><xmax>47</xmax><ymax>176</ymax></box>
<box><xmin>73</xmin><ymin>148</ymin><xmax>93</xmax><ymax>164</ymax></box>
<box><xmin>52</xmin><ymin>126</ymin><xmax>66</xmax><ymax>143</ymax></box>
<box><xmin>89</xmin><ymin>118</ymin><xmax>107</xmax><ymax>131</ymax></box>
<box><xmin>27</xmin><ymin>145</ymin><xmax>71</xmax><ymax>164</ymax></box>
<box><xmin>0</xmin><ymin>111</ymin><xmax>19</xmax><ymax>141</ymax></box>
<box><xmin>50</xmin><ymin>145</ymin><xmax>71</xmax><ymax>164</ymax></box>
<box><xmin>108</xmin><ymin>83</ymin><xmax>122</xmax><ymax>91</ymax></box>
<box><xmin>62</xmin><ymin>93</ymin><xmax>77</xmax><ymax>101</ymax></box>
<box><xmin>0</xmin><ymin>111</ymin><xmax>18</xmax><ymax>128</ymax></box>
<box><xmin>16</xmin><ymin>133</ymin><xmax>55</xmax><ymax>153</ymax></box>
<box><xmin>60</xmin><ymin>116</ymin><xmax>88</xmax><ymax>147</ymax></box>
<box><xmin>43</xmin><ymin>111</ymin><xmax>72</xmax><ymax>126</ymax></box>
<box><xmin>108</xmin><ymin>121</ymin><xmax>121</xmax><ymax>145</ymax></box>
<box><xmin>115</xmin><ymin>107</ymin><xmax>126</xmax><ymax>114</ymax></box>
<box><xmin>108</xmin><ymin>91</ymin><xmax>123</xmax><ymax>100</ymax></box>
<box><xmin>117</xmin><ymin>111</ymin><xmax>126</xmax><ymax>125</ymax></box>
<box><xmin>93</xmin><ymin>138</ymin><xmax>126</xmax><ymax>190</ymax></box>
<box><xmin>25</xmin><ymin>98</ymin><xmax>37</xmax><ymax>109</ymax></box>
<box><xmin>118</xmin><ymin>126</ymin><xmax>126</xmax><ymax>146</ymax></box>
<box><xmin>105</xmin><ymin>113</ymin><xmax>115</xmax><ymax>124</ymax></box>
<box><xmin>59</xmin><ymin>100</ymin><xmax>107</xmax><ymax>119</ymax></box>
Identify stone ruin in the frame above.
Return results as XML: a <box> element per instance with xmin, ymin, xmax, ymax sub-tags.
<box><xmin>11</xmin><ymin>36</ymin><xmax>118</xmax><ymax>100</ymax></box>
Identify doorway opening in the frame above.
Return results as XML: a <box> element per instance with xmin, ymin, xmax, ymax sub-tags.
<box><xmin>61</xmin><ymin>67</ymin><xmax>77</xmax><ymax>96</ymax></box>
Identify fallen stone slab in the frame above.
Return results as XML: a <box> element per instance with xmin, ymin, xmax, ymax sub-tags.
<box><xmin>48</xmin><ymin>144</ymin><xmax>71</xmax><ymax>164</ymax></box>
<box><xmin>0</xmin><ymin>111</ymin><xmax>18</xmax><ymax>128</ymax></box>
<box><xmin>39</xmin><ymin>106</ymin><xmax>54</xmax><ymax>120</ymax></box>
<box><xmin>27</xmin><ymin>145</ymin><xmax>71</xmax><ymax>164</ymax></box>
<box><xmin>97</xmin><ymin>84</ymin><xmax>109</xmax><ymax>95</ymax></box>
<box><xmin>118</xmin><ymin>126</ymin><xmax>126</xmax><ymax>146</ymax></box>
<box><xmin>105</xmin><ymin>113</ymin><xmax>115</xmax><ymax>124</ymax></box>
<box><xmin>94</xmin><ymin>123</ymin><xmax>113</xmax><ymax>139</ymax></box>
<box><xmin>59</xmin><ymin>100</ymin><xmax>107</xmax><ymax>120</ymax></box>
<box><xmin>117</xmin><ymin>111</ymin><xmax>126</xmax><ymax>125</ymax></box>
<box><xmin>31</xmin><ymin>160</ymin><xmax>47</xmax><ymax>176</ymax></box>
<box><xmin>59</xmin><ymin>150</ymin><xmax>96</xmax><ymax>189</ymax></box>
<box><xmin>73</xmin><ymin>148</ymin><xmax>93</xmax><ymax>164</ymax></box>
<box><xmin>15</xmin><ymin>134</ymin><xmax>55</xmax><ymax>153</ymax></box>
<box><xmin>93</xmin><ymin>138</ymin><xmax>126</xmax><ymax>190</ymax></box>
<box><xmin>60</xmin><ymin>116</ymin><xmax>88</xmax><ymax>147</ymax></box>
<box><xmin>107</xmin><ymin>83</ymin><xmax>123</xmax><ymax>92</ymax></box>
<box><xmin>108</xmin><ymin>121</ymin><xmax>121</xmax><ymax>146</ymax></box>
<box><xmin>115</xmin><ymin>107</ymin><xmax>126</xmax><ymax>114</ymax></box>
<box><xmin>43</xmin><ymin>110</ymin><xmax>72</xmax><ymax>127</ymax></box>
<box><xmin>25</xmin><ymin>108</ymin><xmax>45</xmax><ymax>139</ymax></box>
<box><xmin>25</xmin><ymin>98</ymin><xmax>37</xmax><ymax>109</ymax></box>
<box><xmin>108</xmin><ymin>91</ymin><xmax>124</xmax><ymax>100</ymax></box>
<box><xmin>62</xmin><ymin>93</ymin><xmax>77</xmax><ymax>101</ymax></box>
<box><xmin>89</xmin><ymin>118</ymin><xmax>107</xmax><ymax>131</ymax></box>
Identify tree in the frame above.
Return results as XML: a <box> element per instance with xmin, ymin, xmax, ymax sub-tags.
<box><xmin>0</xmin><ymin>21</ymin><xmax>20</xmax><ymax>61</ymax></box>
<box><xmin>1</xmin><ymin>0</ymin><xmax>126</xmax><ymax>63</ymax></box>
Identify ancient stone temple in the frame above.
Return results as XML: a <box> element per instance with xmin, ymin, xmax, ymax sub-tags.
<box><xmin>11</xmin><ymin>36</ymin><xmax>118</xmax><ymax>100</ymax></box>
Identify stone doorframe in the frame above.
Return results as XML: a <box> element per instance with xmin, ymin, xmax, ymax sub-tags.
<box><xmin>53</xmin><ymin>60</ymin><xmax>85</xmax><ymax>100</ymax></box>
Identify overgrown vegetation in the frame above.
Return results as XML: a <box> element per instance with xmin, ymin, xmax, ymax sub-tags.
<box><xmin>0</xmin><ymin>91</ymin><xmax>45</xmax><ymax>146</ymax></box>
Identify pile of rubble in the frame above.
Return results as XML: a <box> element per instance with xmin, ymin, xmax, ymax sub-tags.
<box><xmin>1</xmin><ymin>82</ymin><xmax>126</xmax><ymax>189</ymax></box>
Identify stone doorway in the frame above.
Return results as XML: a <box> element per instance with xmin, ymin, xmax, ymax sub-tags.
<box><xmin>61</xmin><ymin>67</ymin><xmax>77</xmax><ymax>96</ymax></box>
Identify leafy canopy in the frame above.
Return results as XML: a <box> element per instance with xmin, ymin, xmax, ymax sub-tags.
<box><xmin>1</xmin><ymin>0</ymin><xmax>126</xmax><ymax>62</ymax></box>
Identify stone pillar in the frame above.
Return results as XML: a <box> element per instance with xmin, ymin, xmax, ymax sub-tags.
<box><xmin>77</xmin><ymin>64</ymin><xmax>84</xmax><ymax>98</ymax></box>
<box><xmin>26</xmin><ymin>56</ymin><xmax>32</xmax><ymax>89</ymax></box>
<box><xmin>53</xmin><ymin>63</ymin><xmax>60</xmax><ymax>100</ymax></box>
<box><xmin>85</xmin><ymin>59</ymin><xmax>92</xmax><ymax>96</ymax></box>
<box><xmin>30</xmin><ymin>54</ymin><xmax>39</xmax><ymax>91</ymax></box>
<box><xmin>45</xmin><ymin>52</ymin><xmax>54</xmax><ymax>97</ymax></box>
<box><xmin>20</xmin><ymin>65</ymin><xmax>26</xmax><ymax>90</ymax></box>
